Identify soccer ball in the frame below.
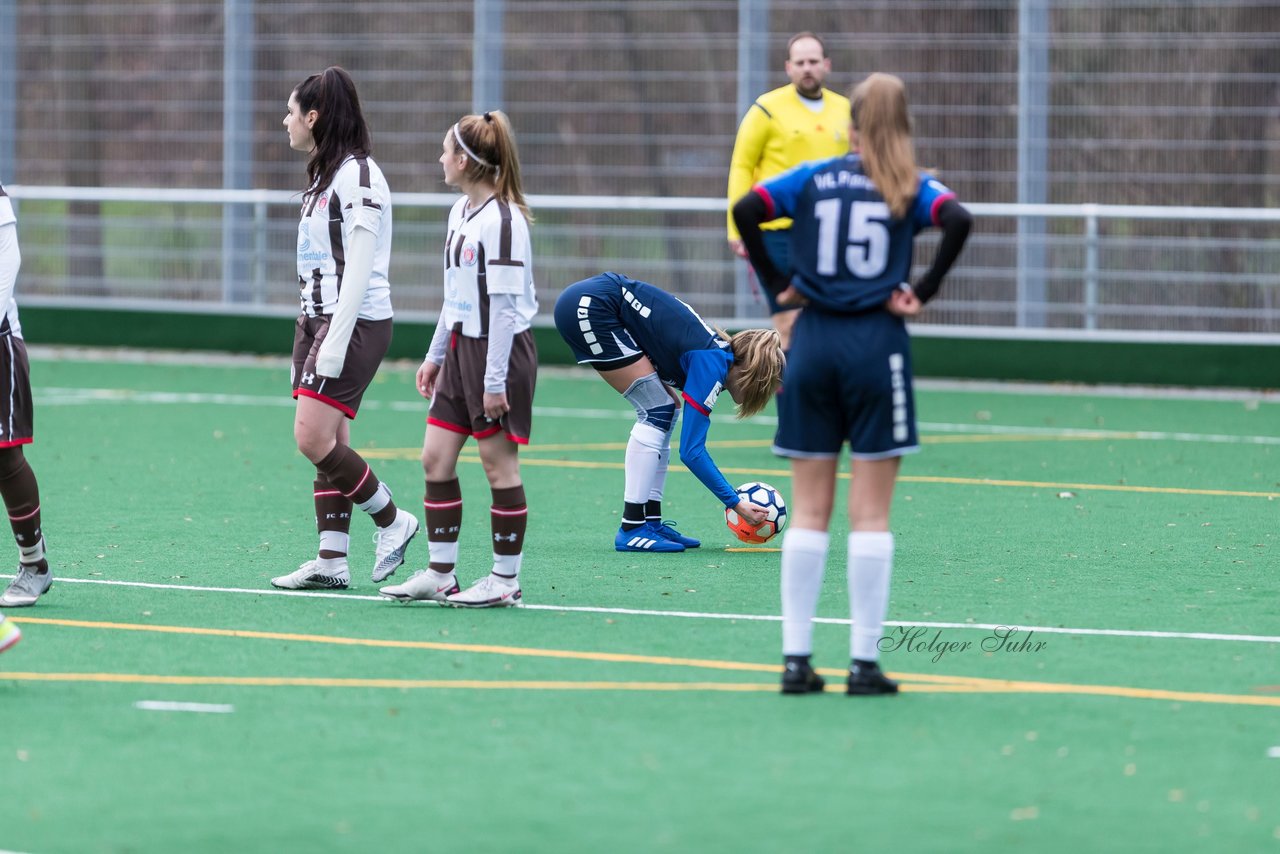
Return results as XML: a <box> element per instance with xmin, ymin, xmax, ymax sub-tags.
<box><xmin>725</xmin><ymin>481</ymin><xmax>788</xmax><ymax>544</ymax></box>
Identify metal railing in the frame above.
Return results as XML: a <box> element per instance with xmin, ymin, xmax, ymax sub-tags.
<box><xmin>6</xmin><ymin>185</ymin><xmax>1280</xmax><ymax>341</ymax></box>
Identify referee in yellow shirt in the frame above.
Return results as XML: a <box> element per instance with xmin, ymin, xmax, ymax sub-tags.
<box><xmin>727</xmin><ymin>32</ymin><xmax>850</xmax><ymax>349</ymax></box>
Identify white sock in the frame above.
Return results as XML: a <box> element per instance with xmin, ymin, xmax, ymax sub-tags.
<box><xmin>318</xmin><ymin>531</ymin><xmax>349</xmax><ymax>556</ymax></box>
<box><xmin>19</xmin><ymin>536</ymin><xmax>45</xmax><ymax>565</ymax></box>
<box><xmin>315</xmin><ymin>555</ymin><xmax>347</xmax><ymax>571</ymax></box>
<box><xmin>358</xmin><ymin>482</ymin><xmax>392</xmax><ymax>518</ymax></box>
<box><xmin>493</xmin><ymin>551</ymin><xmax>522</xmax><ymax>580</ymax></box>
<box><xmin>648</xmin><ymin>444</ymin><xmax>670</xmax><ymax>505</ymax></box>
<box><xmin>848</xmin><ymin>531</ymin><xmax>895</xmax><ymax>661</ymax></box>
<box><xmin>623</xmin><ymin>422</ymin><xmax>665</xmax><ymax>505</ymax></box>
<box><xmin>648</xmin><ymin>410</ymin><xmax>676</xmax><ymax>504</ymax></box>
<box><xmin>781</xmin><ymin>528</ymin><xmax>830</xmax><ymax>656</ymax></box>
<box><xmin>429</xmin><ymin>540</ymin><xmax>460</xmax><ymax>567</ymax></box>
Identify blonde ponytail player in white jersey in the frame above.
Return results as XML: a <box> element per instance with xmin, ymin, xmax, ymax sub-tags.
<box><xmin>377</xmin><ymin>111</ymin><xmax>539</xmax><ymax>609</ymax></box>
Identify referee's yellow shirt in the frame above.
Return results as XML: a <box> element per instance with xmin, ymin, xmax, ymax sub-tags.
<box><xmin>726</xmin><ymin>85</ymin><xmax>851</xmax><ymax>239</ymax></box>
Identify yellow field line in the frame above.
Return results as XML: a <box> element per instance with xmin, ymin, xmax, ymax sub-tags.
<box><xmin>898</xmin><ymin>476</ymin><xmax>1280</xmax><ymax>499</ymax></box>
<box><xmin>0</xmin><ymin>672</ymin><xmax>1000</xmax><ymax>693</ymax></box>
<box><xmin>9</xmin><ymin>617</ymin><xmax>1277</xmax><ymax>707</ymax></box>
<box><xmin>921</xmin><ymin>433</ymin><xmax>1119</xmax><ymax>444</ymax></box>
<box><xmin>1</xmin><ymin>670</ymin><xmax>1274</xmax><ymax>704</ymax></box>
<box><xmin>361</xmin><ymin>450</ymin><xmax>1279</xmax><ymax>499</ymax></box>
<box><xmin>840</xmin><ymin>669</ymin><xmax>1280</xmax><ymax>706</ymax></box>
<box><xmin>9</xmin><ymin>616</ymin><xmax>787</xmax><ymax>673</ymax></box>
<box><xmin>362</xmin><ymin>433</ymin><xmax>1122</xmax><ymax>460</ymax></box>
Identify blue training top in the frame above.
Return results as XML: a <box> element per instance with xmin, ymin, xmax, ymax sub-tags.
<box><xmin>597</xmin><ymin>272</ymin><xmax>741</xmax><ymax>508</ymax></box>
<box><xmin>753</xmin><ymin>155</ymin><xmax>956</xmax><ymax>313</ymax></box>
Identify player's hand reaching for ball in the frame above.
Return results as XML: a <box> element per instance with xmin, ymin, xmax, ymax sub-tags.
<box><xmin>417</xmin><ymin>359</ymin><xmax>441</xmax><ymax>399</ymax></box>
<box><xmin>733</xmin><ymin>499</ymin><xmax>769</xmax><ymax>526</ymax></box>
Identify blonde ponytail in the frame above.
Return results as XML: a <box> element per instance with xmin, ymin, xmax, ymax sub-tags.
<box><xmin>850</xmin><ymin>73</ymin><xmax>918</xmax><ymax>219</ymax></box>
<box><xmin>450</xmin><ymin>110</ymin><xmax>533</xmax><ymax>223</ymax></box>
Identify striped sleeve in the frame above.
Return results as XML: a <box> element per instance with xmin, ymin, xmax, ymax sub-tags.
<box><xmin>333</xmin><ymin>157</ymin><xmax>385</xmax><ymax>234</ymax></box>
<box><xmin>482</xmin><ymin>201</ymin><xmax>531</xmax><ymax>295</ymax></box>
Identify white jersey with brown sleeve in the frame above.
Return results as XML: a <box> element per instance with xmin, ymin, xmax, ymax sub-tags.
<box><xmin>296</xmin><ymin>155</ymin><xmax>393</xmax><ymax>320</ymax></box>
<box><xmin>437</xmin><ymin>196</ymin><xmax>537</xmax><ymax>341</ymax></box>
<box><xmin>0</xmin><ymin>184</ymin><xmax>23</xmax><ymax>339</ymax></box>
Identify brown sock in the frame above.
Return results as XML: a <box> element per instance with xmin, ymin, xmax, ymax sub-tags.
<box><xmin>314</xmin><ymin>475</ymin><xmax>352</xmax><ymax>559</ymax></box>
<box><xmin>490</xmin><ymin>484</ymin><xmax>527</xmax><ymax>577</ymax></box>
<box><xmin>0</xmin><ymin>448</ymin><xmax>44</xmax><ymax>569</ymax></box>
<box><xmin>425</xmin><ymin>478</ymin><xmax>463</xmax><ymax>573</ymax></box>
<box><xmin>316</xmin><ymin>444</ymin><xmax>398</xmax><ymax>527</ymax></box>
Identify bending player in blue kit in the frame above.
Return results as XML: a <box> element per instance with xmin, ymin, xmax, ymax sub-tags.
<box><xmin>734</xmin><ymin>73</ymin><xmax>972</xmax><ymax>695</ymax></box>
<box><xmin>553</xmin><ymin>273</ymin><xmax>785</xmax><ymax>552</ymax></box>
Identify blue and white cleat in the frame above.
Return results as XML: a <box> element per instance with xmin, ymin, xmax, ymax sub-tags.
<box><xmin>650</xmin><ymin>521</ymin><xmax>700</xmax><ymax>549</ymax></box>
<box><xmin>615</xmin><ymin>525</ymin><xmax>685</xmax><ymax>553</ymax></box>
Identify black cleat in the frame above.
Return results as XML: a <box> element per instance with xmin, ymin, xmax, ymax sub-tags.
<box><xmin>846</xmin><ymin>660</ymin><xmax>899</xmax><ymax>696</ymax></box>
<box><xmin>780</xmin><ymin>659</ymin><xmax>826</xmax><ymax>694</ymax></box>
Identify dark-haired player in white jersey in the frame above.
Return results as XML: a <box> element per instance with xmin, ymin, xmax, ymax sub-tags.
<box><xmin>379</xmin><ymin>111</ymin><xmax>537</xmax><ymax>608</ymax></box>
<box><xmin>271</xmin><ymin>67</ymin><xmax>418</xmax><ymax>591</ymax></box>
<box><xmin>735</xmin><ymin>73</ymin><xmax>972</xmax><ymax>695</ymax></box>
<box><xmin>0</xmin><ymin>183</ymin><xmax>51</xmax><ymax>616</ymax></box>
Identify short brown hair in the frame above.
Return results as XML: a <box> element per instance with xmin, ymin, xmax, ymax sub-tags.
<box><xmin>787</xmin><ymin>31</ymin><xmax>827</xmax><ymax>58</ymax></box>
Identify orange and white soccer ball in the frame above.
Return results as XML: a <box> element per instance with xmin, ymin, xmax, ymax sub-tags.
<box><xmin>725</xmin><ymin>481</ymin><xmax>788</xmax><ymax>544</ymax></box>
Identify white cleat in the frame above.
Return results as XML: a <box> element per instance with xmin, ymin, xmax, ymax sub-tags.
<box><xmin>379</xmin><ymin>569</ymin><xmax>460</xmax><ymax>603</ymax></box>
<box><xmin>0</xmin><ymin>563</ymin><xmax>52</xmax><ymax>607</ymax></box>
<box><xmin>271</xmin><ymin>558</ymin><xmax>350</xmax><ymax>590</ymax></box>
<box><xmin>445</xmin><ymin>573</ymin><xmax>522</xmax><ymax>608</ymax></box>
<box><xmin>372</xmin><ymin>509</ymin><xmax>420</xmax><ymax>582</ymax></box>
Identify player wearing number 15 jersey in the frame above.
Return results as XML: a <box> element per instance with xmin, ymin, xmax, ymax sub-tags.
<box><xmin>734</xmin><ymin>73</ymin><xmax>972</xmax><ymax>697</ymax></box>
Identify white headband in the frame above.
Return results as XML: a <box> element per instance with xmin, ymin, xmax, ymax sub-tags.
<box><xmin>452</xmin><ymin>123</ymin><xmax>494</xmax><ymax>170</ymax></box>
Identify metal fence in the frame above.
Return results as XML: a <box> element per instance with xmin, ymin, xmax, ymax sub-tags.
<box><xmin>8</xmin><ymin>185</ymin><xmax>1280</xmax><ymax>336</ymax></box>
<box><xmin>5</xmin><ymin>1</ymin><xmax>1280</xmax><ymax>205</ymax></box>
<box><xmin>3</xmin><ymin>1</ymin><xmax>1279</xmax><ymax>337</ymax></box>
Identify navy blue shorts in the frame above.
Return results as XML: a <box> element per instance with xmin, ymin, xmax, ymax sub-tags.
<box><xmin>553</xmin><ymin>276</ymin><xmax>644</xmax><ymax>367</ymax></box>
<box><xmin>772</xmin><ymin>308</ymin><xmax>919</xmax><ymax>459</ymax></box>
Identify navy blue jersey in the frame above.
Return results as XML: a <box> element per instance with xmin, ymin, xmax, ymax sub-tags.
<box><xmin>553</xmin><ymin>273</ymin><xmax>740</xmax><ymax>507</ymax></box>
<box><xmin>599</xmin><ymin>273</ymin><xmax>727</xmax><ymax>387</ymax></box>
<box><xmin>754</xmin><ymin>156</ymin><xmax>955</xmax><ymax>313</ymax></box>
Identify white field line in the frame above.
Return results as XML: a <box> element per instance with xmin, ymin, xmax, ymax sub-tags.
<box><xmin>28</xmin><ymin>345</ymin><xmax>1280</xmax><ymax>404</ymax></box>
<box><xmin>32</xmin><ymin>387</ymin><xmax>1280</xmax><ymax>445</ymax></box>
<box><xmin>11</xmin><ymin>575</ymin><xmax>1278</xmax><ymax>646</ymax></box>
<box><xmin>133</xmin><ymin>700</ymin><xmax>235</xmax><ymax>714</ymax></box>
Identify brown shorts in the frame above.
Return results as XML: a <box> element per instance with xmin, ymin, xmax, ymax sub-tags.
<box><xmin>0</xmin><ymin>334</ymin><xmax>33</xmax><ymax>447</ymax></box>
<box><xmin>291</xmin><ymin>314</ymin><xmax>393</xmax><ymax>419</ymax></box>
<box><xmin>428</xmin><ymin>326</ymin><xmax>537</xmax><ymax>444</ymax></box>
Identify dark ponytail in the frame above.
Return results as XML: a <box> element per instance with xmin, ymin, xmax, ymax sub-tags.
<box><xmin>295</xmin><ymin>66</ymin><xmax>372</xmax><ymax>202</ymax></box>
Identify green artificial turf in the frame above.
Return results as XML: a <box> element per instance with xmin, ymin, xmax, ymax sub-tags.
<box><xmin>0</xmin><ymin>353</ymin><xmax>1276</xmax><ymax>853</ymax></box>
